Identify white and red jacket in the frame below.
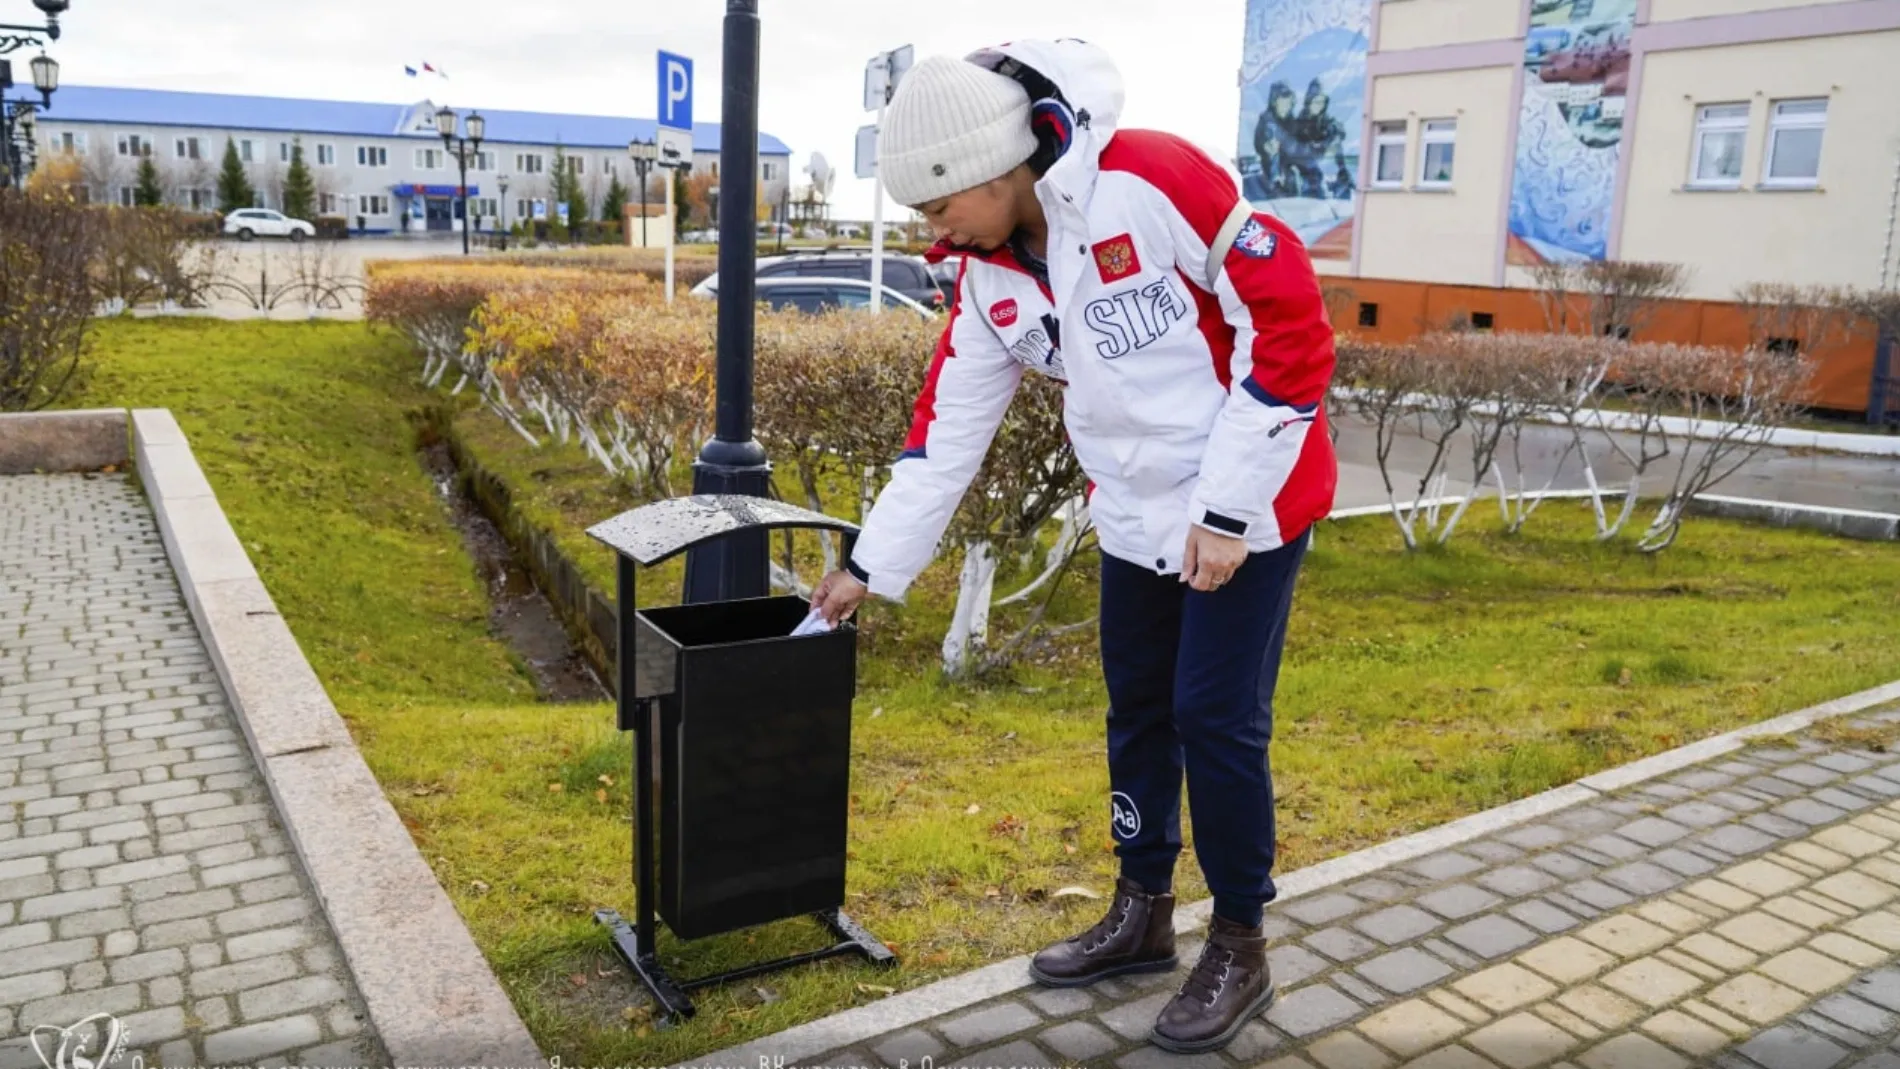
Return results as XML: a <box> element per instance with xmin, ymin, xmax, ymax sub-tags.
<box><xmin>850</xmin><ymin>39</ymin><xmax>1337</xmax><ymax>599</ymax></box>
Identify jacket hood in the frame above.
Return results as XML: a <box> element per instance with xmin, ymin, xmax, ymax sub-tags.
<box><xmin>964</xmin><ymin>38</ymin><xmax>1126</xmax><ymax>149</ymax></box>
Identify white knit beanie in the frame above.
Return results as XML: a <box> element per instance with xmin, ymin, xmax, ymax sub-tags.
<box><xmin>877</xmin><ymin>55</ymin><xmax>1039</xmax><ymax>207</ymax></box>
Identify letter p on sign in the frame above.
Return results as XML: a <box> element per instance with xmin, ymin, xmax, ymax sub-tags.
<box><xmin>657</xmin><ymin>51</ymin><xmax>693</xmax><ymax>131</ymax></box>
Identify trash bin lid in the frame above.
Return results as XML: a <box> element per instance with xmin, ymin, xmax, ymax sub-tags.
<box><xmin>587</xmin><ymin>494</ymin><xmax>861</xmax><ymax>567</ymax></box>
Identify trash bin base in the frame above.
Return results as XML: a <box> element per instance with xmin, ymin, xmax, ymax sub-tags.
<box><xmin>595</xmin><ymin>905</ymin><xmax>895</xmax><ymax>1022</ymax></box>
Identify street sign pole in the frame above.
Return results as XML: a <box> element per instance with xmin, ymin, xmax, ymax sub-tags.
<box><xmin>682</xmin><ymin>0</ymin><xmax>772</xmax><ymax>604</ymax></box>
<box><xmin>664</xmin><ymin>165</ymin><xmax>676</xmax><ymax>302</ymax></box>
<box><xmin>656</xmin><ymin>49</ymin><xmax>695</xmax><ymax>305</ymax></box>
<box><xmin>869</xmin><ymin>63</ymin><xmax>886</xmax><ymax>316</ymax></box>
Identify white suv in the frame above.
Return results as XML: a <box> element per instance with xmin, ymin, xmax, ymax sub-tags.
<box><xmin>223</xmin><ymin>209</ymin><xmax>316</xmax><ymax>242</ymax></box>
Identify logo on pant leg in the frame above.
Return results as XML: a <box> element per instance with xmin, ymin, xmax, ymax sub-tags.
<box><xmin>1110</xmin><ymin>791</ymin><xmax>1142</xmax><ymax>839</ymax></box>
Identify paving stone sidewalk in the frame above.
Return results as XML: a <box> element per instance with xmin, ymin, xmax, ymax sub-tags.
<box><xmin>800</xmin><ymin>701</ymin><xmax>1900</xmax><ymax>1069</ymax></box>
<box><xmin>0</xmin><ymin>474</ymin><xmax>385</xmax><ymax>1069</ymax></box>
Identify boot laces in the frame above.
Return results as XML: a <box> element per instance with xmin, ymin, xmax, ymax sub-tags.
<box><xmin>1181</xmin><ymin>942</ymin><xmax>1235</xmax><ymax>1007</ymax></box>
<box><xmin>1078</xmin><ymin>894</ymin><xmax>1134</xmax><ymax>955</ymax></box>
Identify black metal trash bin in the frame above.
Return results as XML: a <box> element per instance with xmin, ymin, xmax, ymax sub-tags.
<box><xmin>586</xmin><ymin>495</ymin><xmax>893</xmax><ymax>1021</ymax></box>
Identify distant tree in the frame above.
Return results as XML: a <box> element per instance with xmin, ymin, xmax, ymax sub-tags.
<box><xmin>281</xmin><ymin>139</ymin><xmax>316</xmax><ymax>220</ymax></box>
<box><xmin>134</xmin><ymin>158</ymin><xmax>164</xmax><ymax>207</ymax></box>
<box><xmin>216</xmin><ymin>137</ymin><xmax>256</xmax><ymax>213</ymax></box>
<box><xmin>600</xmin><ymin>174</ymin><xmax>628</xmax><ymax>230</ymax></box>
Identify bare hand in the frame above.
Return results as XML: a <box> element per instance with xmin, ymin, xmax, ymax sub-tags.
<box><xmin>1182</xmin><ymin>527</ymin><xmax>1248</xmax><ymax>592</ymax></box>
<box><xmin>810</xmin><ymin>569</ymin><xmax>871</xmax><ymax>625</ymax></box>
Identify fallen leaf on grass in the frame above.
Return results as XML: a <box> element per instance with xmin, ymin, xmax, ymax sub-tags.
<box><xmin>595</xmin><ymin>789</ymin><xmax>609</xmax><ymax>804</ymax></box>
<box><xmin>1051</xmin><ymin>886</ymin><xmax>1101</xmax><ymax>900</ymax></box>
<box><xmin>469</xmin><ymin>880</ymin><xmax>490</xmax><ymax>894</ymax></box>
<box><xmin>1063</xmin><ymin>844</ymin><xmax>1077</xmax><ymax>855</ymax></box>
<box><xmin>409</xmin><ymin>785</ymin><xmax>438</xmax><ymax>797</ymax></box>
<box><xmin>598</xmin><ymin>774</ymin><xmax>615</xmax><ymax>787</ymax></box>
<box><xmin>989</xmin><ymin>814</ymin><xmax>1024</xmax><ymax>837</ymax></box>
<box><xmin>1617</xmin><ymin>666</ymin><xmax>1633</xmax><ymax>686</ymax></box>
<box><xmin>871</xmin><ymin>707</ymin><xmax>884</xmax><ymax>718</ymax></box>
<box><xmin>753</xmin><ymin>985</ymin><xmax>781</xmax><ymax>1004</ymax></box>
<box><xmin>983</xmin><ymin>885</ymin><xmax>1002</xmax><ymax>898</ymax></box>
<box><xmin>855</xmin><ymin>983</ymin><xmax>895</xmax><ymax>997</ymax></box>
<box><xmin>965</xmin><ymin>803</ymin><xmax>981</xmax><ymax>815</ymax></box>
<box><xmin>568</xmin><ymin>972</ymin><xmax>587</xmax><ymax>988</ymax></box>
<box><xmin>547</xmin><ymin>783</ymin><xmax>564</xmax><ymax>793</ymax></box>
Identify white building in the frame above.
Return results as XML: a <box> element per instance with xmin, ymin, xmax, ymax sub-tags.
<box><xmin>17</xmin><ymin>85</ymin><xmax>793</xmax><ymax>235</ymax></box>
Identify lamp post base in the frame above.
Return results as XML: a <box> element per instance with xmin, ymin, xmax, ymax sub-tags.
<box><xmin>681</xmin><ymin>438</ymin><xmax>772</xmax><ymax>605</ymax></box>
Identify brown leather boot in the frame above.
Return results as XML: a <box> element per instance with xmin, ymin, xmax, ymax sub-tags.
<box><xmin>1028</xmin><ymin>877</ymin><xmax>1178</xmax><ymax>988</ymax></box>
<box><xmin>1149</xmin><ymin>914</ymin><xmax>1276</xmax><ymax>1053</ymax></box>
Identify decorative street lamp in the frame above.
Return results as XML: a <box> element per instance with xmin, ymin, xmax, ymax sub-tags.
<box><xmin>435</xmin><ymin>104</ymin><xmax>484</xmax><ymax>255</ymax></box>
<box><xmin>497</xmin><ymin>172</ymin><xmax>510</xmax><ymax>251</ymax></box>
<box><xmin>0</xmin><ymin>50</ymin><xmax>54</xmax><ymax>189</ymax></box>
<box><xmin>627</xmin><ymin>136</ymin><xmax>657</xmax><ymax>247</ymax></box>
<box><xmin>0</xmin><ymin>0</ymin><xmax>67</xmax><ymax>56</ymax></box>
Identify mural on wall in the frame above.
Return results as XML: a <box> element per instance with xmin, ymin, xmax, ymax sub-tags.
<box><xmin>1235</xmin><ymin>0</ymin><xmax>1371</xmax><ymax>260</ymax></box>
<box><xmin>1506</xmin><ymin>0</ymin><xmax>1638</xmax><ymax>263</ymax></box>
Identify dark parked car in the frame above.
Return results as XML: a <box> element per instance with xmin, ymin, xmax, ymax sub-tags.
<box><xmin>692</xmin><ymin>249</ymin><xmax>946</xmax><ymax>312</ymax></box>
<box><xmin>690</xmin><ymin>276</ymin><xmax>935</xmax><ymax>319</ymax></box>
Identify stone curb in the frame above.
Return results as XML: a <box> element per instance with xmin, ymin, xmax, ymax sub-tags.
<box><xmin>684</xmin><ymin>675</ymin><xmax>1900</xmax><ymax>1069</ymax></box>
<box><xmin>0</xmin><ymin>408</ymin><xmax>130</xmax><ymax>475</ymax></box>
<box><xmin>1686</xmin><ymin>493</ymin><xmax>1900</xmax><ymax>541</ymax></box>
<box><xmin>130</xmin><ymin>408</ymin><xmax>546</xmax><ymax>1069</ymax></box>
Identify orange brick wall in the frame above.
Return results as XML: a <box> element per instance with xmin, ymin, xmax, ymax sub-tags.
<box><xmin>1331</xmin><ymin>277</ymin><xmax>1879</xmax><ymax>413</ymax></box>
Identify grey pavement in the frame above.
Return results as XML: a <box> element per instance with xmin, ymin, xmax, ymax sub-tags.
<box><xmin>0</xmin><ymin>473</ymin><xmax>384</xmax><ymax>1069</ymax></box>
<box><xmin>786</xmin><ymin>700</ymin><xmax>1900</xmax><ymax>1069</ymax></box>
<box><xmin>1331</xmin><ymin>412</ymin><xmax>1900</xmax><ymax>515</ymax></box>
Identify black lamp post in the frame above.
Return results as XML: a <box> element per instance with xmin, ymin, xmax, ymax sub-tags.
<box><xmin>0</xmin><ymin>50</ymin><xmax>55</xmax><ymax>189</ymax></box>
<box><xmin>681</xmin><ymin>0</ymin><xmax>770</xmax><ymax>604</ymax></box>
<box><xmin>496</xmin><ymin>172</ymin><xmax>510</xmax><ymax>251</ymax></box>
<box><xmin>0</xmin><ymin>0</ymin><xmax>67</xmax><ymax>55</ymax></box>
<box><xmin>435</xmin><ymin>105</ymin><xmax>484</xmax><ymax>255</ymax></box>
<box><xmin>627</xmin><ymin>136</ymin><xmax>656</xmax><ymax>247</ymax></box>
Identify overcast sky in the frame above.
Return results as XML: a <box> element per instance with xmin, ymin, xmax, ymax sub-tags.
<box><xmin>40</xmin><ymin>0</ymin><xmax>1250</xmax><ymax>219</ymax></box>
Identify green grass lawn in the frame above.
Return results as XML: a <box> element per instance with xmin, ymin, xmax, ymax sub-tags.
<box><xmin>64</xmin><ymin>317</ymin><xmax>1900</xmax><ymax>1066</ymax></box>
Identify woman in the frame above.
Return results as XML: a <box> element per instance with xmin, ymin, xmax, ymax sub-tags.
<box><xmin>807</xmin><ymin>39</ymin><xmax>1336</xmax><ymax>1054</ymax></box>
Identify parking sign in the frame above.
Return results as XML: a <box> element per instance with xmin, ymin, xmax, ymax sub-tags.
<box><xmin>656</xmin><ymin>51</ymin><xmax>694</xmax><ymax>165</ymax></box>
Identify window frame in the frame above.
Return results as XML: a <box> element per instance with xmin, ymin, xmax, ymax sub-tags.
<box><xmin>1416</xmin><ymin>119</ymin><xmax>1457</xmax><ymax>189</ymax></box>
<box><xmin>1761</xmin><ymin>97</ymin><xmax>1827</xmax><ymax>189</ymax></box>
<box><xmin>1371</xmin><ymin>121</ymin><xmax>1407</xmax><ymax>189</ymax></box>
<box><xmin>1688</xmin><ymin>102</ymin><xmax>1749</xmax><ymax>189</ymax></box>
<box><xmin>316</xmin><ymin>143</ymin><xmax>336</xmax><ymax>167</ymax></box>
<box><xmin>357</xmin><ymin>145</ymin><xmax>389</xmax><ymax>168</ymax></box>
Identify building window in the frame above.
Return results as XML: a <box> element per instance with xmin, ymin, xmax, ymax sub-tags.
<box><xmin>238</xmin><ymin>139</ymin><xmax>255</xmax><ymax>163</ymax></box>
<box><xmin>470</xmin><ymin>150</ymin><xmax>495</xmax><ymax>171</ymax></box>
<box><xmin>763</xmin><ymin>161</ymin><xmax>777</xmax><ymax>181</ymax></box>
<box><xmin>1470</xmin><ymin>311</ymin><xmax>1495</xmax><ymax>331</ymax></box>
<box><xmin>710</xmin><ymin>161</ymin><xmax>719</xmax><ymax>177</ymax></box>
<box><xmin>357</xmin><ymin>145</ymin><xmax>389</xmax><ymax>168</ymax></box>
<box><xmin>602</xmin><ymin>157</ymin><xmax>617</xmax><ymax>177</ymax></box>
<box><xmin>417</xmin><ymin>148</ymin><xmax>443</xmax><ymax>170</ymax></box>
<box><xmin>319</xmin><ymin>192</ymin><xmax>338</xmax><ymax>214</ymax></box>
<box><xmin>1358</xmin><ymin>302</ymin><xmax>1379</xmax><ymax>328</ymax></box>
<box><xmin>1763</xmin><ymin>98</ymin><xmax>1826</xmax><ymax>187</ymax></box>
<box><xmin>57</xmin><ymin>131</ymin><xmax>85</xmax><ymax>156</ymax></box>
<box><xmin>516</xmin><ymin>152</ymin><xmax>545</xmax><ymax>174</ymax></box>
<box><xmin>67</xmin><ymin>185</ymin><xmax>91</xmax><ymax>205</ymax></box>
<box><xmin>118</xmin><ymin>186</ymin><xmax>136</xmax><ymax>207</ymax></box>
<box><xmin>566</xmin><ymin>156</ymin><xmax>584</xmax><ymax>176</ymax></box>
<box><xmin>469</xmin><ymin>197</ymin><xmax>498</xmax><ymax>218</ymax></box>
<box><xmin>187</xmin><ymin>188</ymin><xmax>213</xmax><ymax>211</ymax></box>
<box><xmin>279</xmin><ymin>141</ymin><xmax>292</xmax><ymax>163</ymax></box>
<box><xmin>316</xmin><ymin>144</ymin><xmax>336</xmax><ymax>167</ymax></box>
<box><xmin>1418</xmin><ymin>119</ymin><xmax>1456</xmax><ymax>187</ymax></box>
<box><xmin>1371</xmin><ymin>121</ymin><xmax>1405</xmax><ymax>188</ymax></box>
<box><xmin>1689</xmin><ymin>103</ymin><xmax>1748</xmax><ymax>188</ymax></box>
<box><xmin>117</xmin><ymin>134</ymin><xmax>153</xmax><ymax>158</ymax></box>
<box><xmin>174</xmin><ymin>137</ymin><xmax>203</xmax><ymax>160</ymax></box>
<box><xmin>360</xmin><ymin>194</ymin><xmax>390</xmax><ymax>216</ymax></box>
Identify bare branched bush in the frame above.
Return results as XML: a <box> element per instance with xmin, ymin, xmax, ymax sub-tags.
<box><xmin>1</xmin><ymin>189</ymin><xmax>99</xmax><ymax>412</ymax></box>
<box><xmin>1530</xmin><ymin>260</ymin><xmax>1689</xmax><ymax>338</ymax></box>
<box><xmin>1731</xmin><ymin>281</ymin><xmax>1856</xmax><ymax>354</ymax></box>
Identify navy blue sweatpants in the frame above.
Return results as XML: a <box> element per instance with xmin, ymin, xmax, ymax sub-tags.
<box><xmin>1100</xmin><ymin>530</ymin><xmax>1309</xmax><ymax>927</ymax></box>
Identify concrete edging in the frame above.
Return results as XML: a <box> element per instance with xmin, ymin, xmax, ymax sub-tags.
<box><xmin>0</xmin><ymin>408</ymin><xmax>131</xmax><ymax>474</ymax></box>
<box><xmin>687</xmin><ymin>675</ymin><xmax>1900</xmax><ymax>1069</ymax></box>
<box><xmin>130</xmin><ymin>408</ymin><xmax>545</xmax><ymax>1069</ymax></box>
